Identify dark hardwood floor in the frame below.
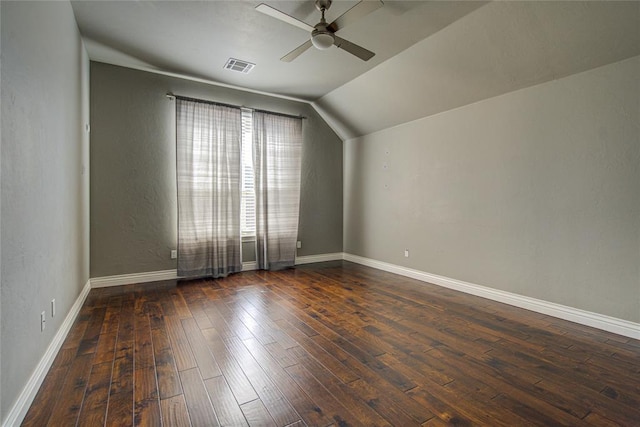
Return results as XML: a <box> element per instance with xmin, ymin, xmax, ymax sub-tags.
<box><xmin>23</xmin><ymin>261</ymin><xmax>640</xmax><ymax>426</ymax></box>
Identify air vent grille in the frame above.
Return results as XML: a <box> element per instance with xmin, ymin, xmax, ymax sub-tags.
<box><xmin>224</xmin><ymin>58</ymin><xmax>255</xmax><ymax>74</ymax></box>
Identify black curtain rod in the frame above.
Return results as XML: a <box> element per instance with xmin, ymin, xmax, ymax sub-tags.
<box><xmin>166</xmin><ymin>93</ymin><xmax>306</xmax><ymax>120</ymax></box>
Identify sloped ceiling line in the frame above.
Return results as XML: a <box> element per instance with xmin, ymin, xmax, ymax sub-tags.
<box><xmin>315</xmin><ymin>1</ymin><xmax>640</xmax><ymax>140</ymax></box>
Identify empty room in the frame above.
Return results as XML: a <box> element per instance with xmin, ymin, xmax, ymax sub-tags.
<box><xmin>1</xmin><ymin>0</ymin><xmax>639</xmax><ymax>426</ymax></box>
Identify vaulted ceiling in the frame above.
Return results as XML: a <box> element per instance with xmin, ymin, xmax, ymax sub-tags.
<box><xmin>71</xmin><ymin>1</ymin><xmax>640</xmax><ymax>140</ymax></box>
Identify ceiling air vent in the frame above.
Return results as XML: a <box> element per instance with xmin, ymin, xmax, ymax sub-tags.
<box><xmin>224</xmin><ymin>58</ymin><xmax>255</xmax><ymax>74</ymax></box>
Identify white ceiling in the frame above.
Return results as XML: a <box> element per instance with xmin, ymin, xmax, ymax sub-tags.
<box><xmin>70</xmin><ymin>1</ymin><xmax>640</xmax><ymax>139</ymax></box>
<box><xmin>70</xmin><ymin>0</ymin><xmax>486</xmax><ymax>101</ymax></box>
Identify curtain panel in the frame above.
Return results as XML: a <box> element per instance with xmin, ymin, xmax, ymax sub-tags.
<box><xmin>176</xmin><ymin>99</ymin><xmax>243</xmax><ymax>278</ymax></box>
<box><xmin>253</xmin><ymin>111</ymin><xmax>303</xmax><ymax>270</ymax></box>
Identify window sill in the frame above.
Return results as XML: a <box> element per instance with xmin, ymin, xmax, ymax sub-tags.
<box><xmin>242</xmin><ymin>235</ymin><xmax>256</xmax><ymax>243</ymax></box>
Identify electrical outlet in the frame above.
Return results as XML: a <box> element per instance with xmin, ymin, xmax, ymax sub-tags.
<box><xmin>171</xmin><ymin>249</ymin><xmax>177</xmax><ymax>259</ymax></box>
<box><xmin>41</xmin><ymin>311</ymin><xmax>46</xmax><ymax>332</ymax></box>
<box><xmin>51</xmin><ymin>299</ymin><xmax>56</xmax><ymax>317</ymax></box>
<box><xmin>296</xmin><ymin>241</ymin><xmax>302</xmax><ymax>249</ymax></box>
<box><xmin>404</xmin><ymin>249</ymin><xmax>410</xmax><ymax>258</ymax></box>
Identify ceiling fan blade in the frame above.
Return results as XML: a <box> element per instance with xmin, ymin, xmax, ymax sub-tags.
<box><xmin>281</xmin><ymin>40</ymin><xmax>313</xmax><ymax>62</ymax></box>
<box><xmin>328</xmin><ymin>0</ymin><xmax>384</xmax><ymax>33</ymax></box>
<box><xmin>333</xmin><ymin>36</ymin><xmax>375</xmax><ymax>61</ymax></box>
<box><xmin>256</xmin><ymin>3</ymin><xmax>315</xmax><ymax>32</ymax></box>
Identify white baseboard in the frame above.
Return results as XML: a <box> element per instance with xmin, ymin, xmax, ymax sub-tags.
<box><xmin>296</xmin><ymin>252</ymin><xmax>345</xmax><ymax>265</ymax></box>
<box><xmin>90</xmin><ymin>269</ymin><xmax>177</xmax><ymax>288</ymax></box>
<box><xmin>89</xmin><ymin>253</ymin><xmax>345</xmax><ymax>288</ymax></box>
<box><xmin>243</xmin><ymin>253</ymin><xmax>344</xmax><ymax>271</ymax></box>
<box><xmin>87</xmin><ymin>253</ymin><xmax>638</xmax><ymax>339</ymax></box>
<box><xmin>343</xmin><ymin>253</ymin><xmax>640</xmax><ymax>340</ymax></box>
<box><xmin>2</xmin><ymin>280</ymin><xmax>92</xmax><ymax>427</ymax></box>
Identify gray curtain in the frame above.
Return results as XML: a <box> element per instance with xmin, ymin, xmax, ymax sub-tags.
<box><xmin>176</xmin><ymin>99</ymin><xmax>242</xmax><ymax>278</ymax></box>
<box><xmin>253</xmin><ymin>111</ymin><xmax>303</xmax><ymax>270</ymax></box>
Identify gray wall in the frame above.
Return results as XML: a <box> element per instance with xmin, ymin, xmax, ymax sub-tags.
<box><xmin>344</xmin><ymin>56</ymin><xmax>640</xmax><ymax>323</ymax></box>
<box><xmin>90</xmin><ymin>62</ymin><xmax>343</xmax><ymax>277</ymax></box>
<box><xmin>1</xmin><ymin>1</ymin><xmax>90</xmax><ymax>422</ymax></box>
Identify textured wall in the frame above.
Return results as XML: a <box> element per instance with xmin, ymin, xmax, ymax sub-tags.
<box><xmin>90</xmin><ymin>62</ymin><xmax>343</xmax><ymax>277</ymax></box>
<box><xmin>344</xmin><ymin>57</ymin><xmax>640</xmax><ymax>322</ymax></box>
<box><xmin>1</xmin><ymin>1</ymin><xmax>90</xmax><ymax>421</ymax></box>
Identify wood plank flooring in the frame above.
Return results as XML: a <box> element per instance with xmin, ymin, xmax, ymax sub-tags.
<box><xmin>23</xmin><ymin>261</ymin><xmax>640</xmax><ymax>426</ymax></box>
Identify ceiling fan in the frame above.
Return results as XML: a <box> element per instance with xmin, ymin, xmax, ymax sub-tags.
<box><xmin>256</xmin><ymin>0</ymin><xmax>383</xmax><ymax>62</ymax></box>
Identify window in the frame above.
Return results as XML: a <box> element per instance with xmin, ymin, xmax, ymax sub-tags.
<box><xmin>176</xmin><ymin>97</ymin><xmax>302</xmax><ymax>275</ymax></box>
<box><xmin>240</xmin><ymin>109</ymin><xmax>256</xmax><ymax>237</ymax></box>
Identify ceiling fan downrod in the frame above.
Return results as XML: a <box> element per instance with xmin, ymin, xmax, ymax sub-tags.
<box><xmin>311</xmin><ymin>0</ymin><xmax>334</xmax><ymax>49</ymax></box>
<box><xmin>315</xmin><ymin>0</ymin><xmax>332</xmax><ymax>13</ymax></box>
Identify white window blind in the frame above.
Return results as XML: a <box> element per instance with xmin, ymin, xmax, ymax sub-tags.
<box><xmin>240</xmin><ymin>109</ymin><xmax>256</xmax><ymax>237</ymax></box>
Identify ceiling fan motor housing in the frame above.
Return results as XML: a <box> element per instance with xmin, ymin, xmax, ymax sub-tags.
<box><xmin>315</xmin><ymin>0</ymin><xmax>332</xmax><ymax>12</ymax></box>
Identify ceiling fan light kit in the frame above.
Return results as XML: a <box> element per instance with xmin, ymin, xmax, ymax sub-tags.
<box><xmin>256</xmin><ymin>0</ymin><xmax>383</xmax><ymax>62</ymax></box>
<box><xmin>311</xmin><ymin>31</ymin><xmax>334</xmax><ymax>50</ymax></box>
